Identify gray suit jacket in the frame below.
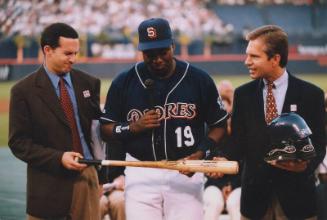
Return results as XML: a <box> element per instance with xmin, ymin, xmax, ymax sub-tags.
<box><xmin>8</xmin><ymin>67</ymin><xmax>102</xmax><ymax>218</ymax></box>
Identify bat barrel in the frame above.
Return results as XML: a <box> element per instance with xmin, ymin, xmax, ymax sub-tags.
<box><xmin>78</xmin><ymin>159</ymin><xmax>239</xmax><ymax>174</ymax></box>
<box><xmin>172</xmin><ymin>160</ymin><xmax>239</xmax><ymax>174</ymax></box>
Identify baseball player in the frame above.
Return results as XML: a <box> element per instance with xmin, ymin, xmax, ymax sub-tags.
<box><xmin>100</xmin><ymin>18</ymin><xmax>228</xmax><ymax>220</ymax></box>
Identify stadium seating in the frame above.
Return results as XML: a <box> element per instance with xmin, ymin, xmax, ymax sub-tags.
<box><xmin>314</xmin><ymin>5</ymin><xmax>327</xmax><ymax>35</ymax></box>
<box><xmin>264</xmin><ymin>5</ymin><xmax>313</xmax><ymax>35</ymax></box>
<box><xmin>212</xmin><ymin>5</ymin><xmax>264</xmax><ymax>35</ymax></box>
<box><xmin>1</xmin><ymin>1</ymin><xmax>326</xmax><ymax>58</ymax></box>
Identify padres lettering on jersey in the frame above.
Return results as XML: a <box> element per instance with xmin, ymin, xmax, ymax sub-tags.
<box><xmin>101</xmin><ymin>60</ymin><xmax>228</xmax><ymax>161</ymax></box>
<box><xmin>127</xmin><ymin>102</ymin><xmax>196</xmax><ymax>122</ymax></box>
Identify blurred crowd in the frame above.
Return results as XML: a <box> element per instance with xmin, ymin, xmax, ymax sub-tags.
<box><xmin>1</xmin><ymin>0</ymin><xmax>325</xmax><ymax>59</ymax></box>
<box><xmin>2</xmin><ymin>0</ymin><xmax>321</xmax><ymax>41</ymax></box>
<box><xmin>213</xmin><ymin>0</ymin><xmax>319</xmax><ymax>5</ymax></box>
<box><xmin>1</xmin><ymin>0</ymin><xmax>236</xmax><ymax>58</ymax></box>
<box><xmin>1</xmin><ymin>0</ymin><xmax>231</xmax><ymax>39</ymax></box>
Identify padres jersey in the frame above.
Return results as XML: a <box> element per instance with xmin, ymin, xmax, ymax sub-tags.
<box><xmin>101</xmin><ymin>59</ymin><xmax>228</xmax><ymax>161</ymax></box>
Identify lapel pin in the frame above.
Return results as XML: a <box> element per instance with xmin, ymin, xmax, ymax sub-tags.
<box><xmin>290</xmin><ymin>104</ymin><xmax>297</xmax><ymax>112</ymax></box>
<box><xmin>83</xmin><ymin>90</ymin><xmax>91</xmax><ymax>98</ymax></box>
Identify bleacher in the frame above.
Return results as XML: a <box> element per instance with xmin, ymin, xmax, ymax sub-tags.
<box><xmin>212</xmin><ymin>5</ymin><xmax>265</xmax><ymax>35</ymax></box>
<box><xmin>315</xmin><ymin>5</ymin><xmax>327</xmax><ymax>35</ymax></box>
<box><xmin>264</xmin><ymin>5</ymin><xmax>313</xmax><ymax>35</ymax></box>
<box><xmin>0</xmin><ymin>1</ymin><xmax>326</xmax><ymax>58</ymax></box>
<box><xmin>211</xmin><ymin>4</ymin><xmax>327</xmax><ymax>41</ymax></box>
<box><xmin>206</xmin><ymin>3</ymin><xmax>327</xmax><ymax>56</ymax></box>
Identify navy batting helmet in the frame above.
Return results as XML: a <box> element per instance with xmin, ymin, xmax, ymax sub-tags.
<box><xmin>264</xmin><ymin>112</ymin><xmax>315</xmax><ymax>162</ymax></box>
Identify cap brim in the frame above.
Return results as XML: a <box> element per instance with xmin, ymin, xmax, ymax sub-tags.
<box><xmin>138</xmin><ymin>39</ymin><xmax>173</xmax><ymax>51</ymax></box>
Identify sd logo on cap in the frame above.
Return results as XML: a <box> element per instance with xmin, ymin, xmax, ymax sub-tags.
<box><xmin>138</xmin><ymin>18</ymin><xmax>173</xmax><ymax>51</ymax></box>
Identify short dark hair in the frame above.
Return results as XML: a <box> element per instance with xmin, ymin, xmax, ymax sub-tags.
<box><xmin>246</xmin><ymin>25</ymin><xmax>288</xmax><ymax>68</ymax></box>
<box><xmin>40</xmin><ymin>23</ymin><xmax>78</xmax><ymax>52</ymax></box>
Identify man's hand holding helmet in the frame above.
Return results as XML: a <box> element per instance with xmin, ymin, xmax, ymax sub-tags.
<box><xmin>264</xmin><ymin>113</ymin><xmax>315</xmax><ymax>172</ymax></box>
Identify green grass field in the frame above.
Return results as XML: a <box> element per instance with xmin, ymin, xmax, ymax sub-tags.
<box><xmin>1</xmin><ymin>73</ymin><xmax>327</xmax><ymax>146</ymax></box>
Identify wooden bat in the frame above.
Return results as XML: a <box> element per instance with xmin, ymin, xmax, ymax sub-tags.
<box><xmin>78</xmin><ymin>159</ymin><xmax>239</xmax><ymax>174</ymax></box>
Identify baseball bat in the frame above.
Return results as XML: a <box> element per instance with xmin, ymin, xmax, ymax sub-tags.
<box><xmin>78</xmin><ymin>159</ymin><xmax>239</xmax><ymax>174</ymax></box>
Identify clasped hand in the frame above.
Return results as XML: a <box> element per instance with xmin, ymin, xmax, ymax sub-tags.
<box><xmin>205</xmin><ymin>157</ymin><xmax>227</xmax><ymax>179</ymax></box>
<box><xmin>130</xmin><ymin>110</ymin><xmax>160</xmax><ymax>133</ymax></box>
<box><xmin>267</xmin><ymin>159</ymin><xmax>309</xmax><ymax>172</ymax></box>
<box><xmin>61</xmin><ymin>152</ymin><xmax>87</xmax><ymax>171</ymax></box>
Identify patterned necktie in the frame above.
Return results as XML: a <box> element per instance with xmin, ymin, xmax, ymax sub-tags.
<box><xmin>59</xmin><ymin>77</ymin><xmax>83</xmax><ymax>155</ymax></box>
<box><xmin>265</xmin><ymin>81</ymin><xmax>278</xmax><ymax>124</ymax></box>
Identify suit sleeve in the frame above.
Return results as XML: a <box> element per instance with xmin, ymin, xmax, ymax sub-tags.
<box><xmin>90</xmin><ymin>78</ymin><xmax>110</xmax><ymax>184</ymax></box>
<box><xmin>229</xmin><ymin>88</ymin><xmax>246</xmax><ymax>161</ymax></box>
<box><xmin>304</xmin><ymin>87</ymin><xmax>326</xmax><ymax>175</ymax></box>
<box><xmin>92</xmin><ymin>78</ymin><xmax>102</xmax><ymax>119</ymax></box>
<box><xmin>8</xmin><ymin>85</ymin><xmax>65</xmax><ymax>174</ymax></box>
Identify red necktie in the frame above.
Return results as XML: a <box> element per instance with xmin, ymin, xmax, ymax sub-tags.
<box><xmin>265</xmin><ymin>81</ymin><xmax>278</xmax><ymax>124</ymax></box>
<box><xmin>59</xmin><ymin>77</ymin><xmax>83</xmax><ymax>155</ymax></box>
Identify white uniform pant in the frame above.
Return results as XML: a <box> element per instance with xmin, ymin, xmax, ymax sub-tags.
<box><xmin>203</xmin><ymin>185</ymin><xmax>241</xmax><ymax>220</ymax></box>
<box><xmin>124</xmin><ymin>154</ymin><xmax>204</xmax><ymax>220</ymax></box>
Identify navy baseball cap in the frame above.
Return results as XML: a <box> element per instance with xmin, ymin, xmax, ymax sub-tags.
<box><xmin>138</xmin><ymin>18</ymin><xmax>173</xmax><ymax>51</ymax></box>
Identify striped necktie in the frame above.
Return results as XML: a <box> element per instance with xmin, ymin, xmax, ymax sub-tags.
<box><xmin>59</xmin><ymin>77</ymin><xmax>83</xmax><ymax>155</ymax></box>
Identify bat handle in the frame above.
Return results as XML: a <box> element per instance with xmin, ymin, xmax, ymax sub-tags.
<box><xmin>78</xmin><ymin>158</ymin><xmax>102</xmax><ymax>165</ymax></box>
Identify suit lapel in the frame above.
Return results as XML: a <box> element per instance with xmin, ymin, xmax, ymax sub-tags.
<box><xmin>35</xmin><ymin>67</ymin><xmax>69</xmax><ymax>127</ymax></box>
<box><xmin>71</xmin><ymin>70</ymin><xmax>84</xmax><ymax>112</ymax></box>
<box><xmin>282</xmin><ymin>73</ymin><xmax>300</xmax><ymax>113</ymax></box>
<box><xmin>254</xmin><ymin>79</ymin><xmax>266</xmax><ymax>126</ymax></box>
<box><xmin>70</xmin><ymin>70</ymin><xmax>88</xmax><ymax>132</ymax></box>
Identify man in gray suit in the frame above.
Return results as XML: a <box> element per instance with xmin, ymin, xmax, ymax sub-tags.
<box><xmin>9</xmin><ymin>23</ymin><xmax>103</xmax><ymax>220</ymax></box>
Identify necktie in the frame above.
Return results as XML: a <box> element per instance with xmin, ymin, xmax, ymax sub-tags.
<box><xmin>265</xmin><ymin>81</ymin><xmax>278</xmax><ymax>124</ymax></box>
<box><xmin>59</xmin><ymin>77</ymin><xmax>83</xmax><ymax>155</ymax></box>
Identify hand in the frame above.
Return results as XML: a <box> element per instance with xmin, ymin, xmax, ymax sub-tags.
<box><xmin>205</xmin><ymin>157</ymin><xmax>227</xmax><ymax>179</ymax></box>
<box><xmin>179</xmin><ymin>150</ymin><xmax>204</xmax><ymax>177</ymax></box>
<box><xmin>99</xmin><ymin>185</ymin><xmax>103</xmax><ymax>197</ymax></box>
<box><xmin>113</xmin><ymin>175</ymin><xmax>125</xmax><ymax>190</ymax></box>
<box><xmin>130</xmin><ymin>110</ymin><xmax>160</xmax><ymax>133</ymax></box>
<box><xmin>267</xmin><ymin>159</ymin><xmax>309</xmax><ymax>172</ymax></box>
<box><xmin>61</xmin><ymin>152</ymin><xmax>87</xmax><ymax>171</ymax></box>
<box><xmin>318</xmin><ymin>173</ymin><xmax>327</xmax><ymax>183</ymax></box>
<box><xmin>222</xmin><ymin>184</ymin><xmax>232</xmax><ymax>201</ymax></box>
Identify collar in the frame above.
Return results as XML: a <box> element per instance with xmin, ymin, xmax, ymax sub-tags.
<box><xmin>263</xmin><ymin>69</ymin><xmax>288</xmax><ymax>89</ymax></box>
<box><xmin>135</xmin><ymin>58</ymin><xmax>187</xmax><ymax>88</ymax></box>
<box><xmin>43</xmin><ymin>64</ymin><xmax>73</xmax><ymax>89</ymax></box>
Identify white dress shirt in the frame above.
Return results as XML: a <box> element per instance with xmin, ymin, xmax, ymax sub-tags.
<box><xmin>263</xmin><ymin>70</ymin><xmax>288</xmax><ymax>117</ymax></box>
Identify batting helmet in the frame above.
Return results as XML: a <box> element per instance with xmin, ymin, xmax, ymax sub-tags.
<box><xmin>264</xmin><ymin>112</ymin><xmax>316</xmax><ymax>162</ymax></box>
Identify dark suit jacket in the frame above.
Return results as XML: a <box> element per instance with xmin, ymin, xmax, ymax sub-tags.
<box><xmin>8</xmin><ymin>67</ymin><xmax>102</xmax><ymax>218</ymax></box>
<box><xmin>229</xmin><ymin>73</ymin><xmax>326</xmax><ymax>219</ymax></box>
